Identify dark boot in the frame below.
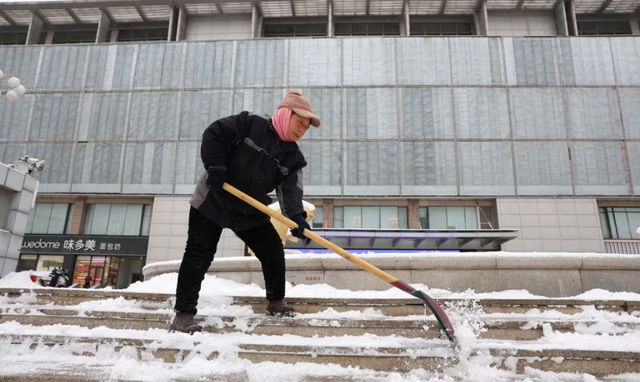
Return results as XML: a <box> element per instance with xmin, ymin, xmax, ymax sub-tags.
<box><xmin>266</xmin><ymin>300</ymin><xmax>297</xmax><ymax>317</ymax></box>
<box><xmin>169</xmin><ymin>312</ymin><xmax>203</xmax><ymax>334</ymax></box>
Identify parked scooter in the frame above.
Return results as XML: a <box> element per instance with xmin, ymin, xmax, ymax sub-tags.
<box><xmin>40</xmin><ymin>268</ymin><xmax>70</xmax><ymax>288</ymax></box>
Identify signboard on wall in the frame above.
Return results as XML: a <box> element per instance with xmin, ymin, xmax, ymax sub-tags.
<box><xmin>21</xmin><ymin>235</ymin><xmax>149</xmax><ymax>255</ymax></box>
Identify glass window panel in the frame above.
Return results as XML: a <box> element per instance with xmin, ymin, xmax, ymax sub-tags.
<box><xmin>74</xmin><ymin>256</ymin><xmax>91</xmax><ymax>286</ymax></box>
<box><xmin>141</xmin><ymin>205</ymin><xmax>151</xmax><ymax>236</ymax></box>
<box><xmin>297</xmin><ymin>23</ymin><xmax>326</xmax><ymax>36</ymax></box>
<box><xmin>107</xmin><ymin>204</ymin><xmax>127</xmax><ymax>236</ymax></box>
<box><xmin>25</xmin><ymin>206</ymin><xmax>36</xmax><ymax>234</ymax></box>
<box><xmin>383</xmin><ymin>23</ymin><xmax>400</xmax><ymax>35</ymax></box>
<box><xmin>613</xmin><ymin>211</ymin><xmax>631</xmax><ymax>239</ymax></box>
<box><xmin>457</xmin><ymin>22</ymin><xmax>473</xmax><ymax>34</ymax></box>
<box><xmin>17</xmin><ymin>254</ymin><xmax>37</xmax><ymax>272</ymax></box>
<box><xmin>344</xmin><ymin>206</ymin><xmax>362</xmax><ymax>228</ymax></box>
<box><xmin>66</xmin><ymin>204</ymin><xmax>75</xmax><ymax>234</ymax></box>
<box><xmin>313</xmin><ymin>206</ymin><xmax>324</xmax><ymax>228</ymax></box>
<box><xmin>333</xmin><ymin>206</ymin><xmax>344</xmax><ymax>228</ymax></box>
<box><xmin>51</xmin><ymin>30</ymin><xmax>97</xmax><ymax>44</ymax></box>
<box><xmin>36</xmin><ymin>255</ymin><xmax>64</xmax><ymax>272</ymax></box>
<box><xmin>429</xmin><ymin>207</ymin><xmax>447</xmax><ymax>229</ymax></box>
<box><xmin>380</xmin><ymin>206</ymin><xmax>397</xmax><ymax>229</ymax></box>
<box><xmin>418</xmin><ymin>207</ymin><xmax>428</xmax><ymax>229</ymax></box>
<box><xmin>84</xmin><ymin>204</ymin><xmax>94</xmax><ymax>234</ymax></box>
<box><xmin>88</xmin><ymin>204</ymin><xmax>110</xmax><ymax>235</ymax></box>
<box><xmin>465</xmin><ymin>207</ymin><xmax>478</xmax><ymax>229</ymax></box>
<box><xmin>352</xmin><ymin>24</ymin><xmax>368</xmax><ymax>35</ymax></box>
<box><xmin>362</xmin><ymin>206</ymin><xmax>381</xmax><ymax>228</ymax></box>
<box><xmin>607</xmin><ymin>210</ymin><xmax>618</xmax><ymax>238</ymax></box>
<box><xmin>479</xmin><ymin>205</ymin><xmax>495</xmax><ymax>229</ymax></box>
<box><xmin>398</xmin><ymin>207</ymin><xmax>408</xmax><ymax>229</ymax></box>
<box><xmin>0</xmin><ymin>32</ymin><xmax>27</xmax><ymax>45</ymax></box>
<box><xmin>578</xmin><ymin>21</ymin><xmax>597</xmax><ymax>35</ymax></box>
<box><xmin>600</xmin><ymin>210</ymin><xmax>611</xmax><ymax>239</ymax></box>
<box><xmin>424</xmin><ymin>23</ymin><xmax>441</xmax><ymax>35</ymax></box>
<box><xmin>446</xmin><ymin>207</ymin><xmax>466</xmax><ymax>230</ymax></box>
<box><xmin>123</xmin><ymin>204</ymin><xmax>143</xmax><ymax>236</ymax></box>
<box><xmin>264</xmin><ymin>24</ymin><xmax>295</xmax><ymax>37</ymax></box>
<box><xmin>32</xmin><ymin>204</ymin><xmax>53</xmax><ymax>234</ymax></box>
<box><xmin>627</xmin><ymin>212</ymin><xmax>640</xmax><ymax>239</ymax></box>
<box><xmin>106</xmin><ymin>256</ymin><xmax>119</xmax><ymax>287</ymax></box>
<box><xmin>48</xmin><ymin>204</ymin><xmax>69</xmax><ymax>234</ymax></box>
<box><xmin>334</xmin><ymin>23</ymin><xmax>351</xmax><ymax>35</ymax></box>
<box><xmin>91</xmin><ymin>256</ymin><xmax>106</xmax><ymax>285</ymax></box>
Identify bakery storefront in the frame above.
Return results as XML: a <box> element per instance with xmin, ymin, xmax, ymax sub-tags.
<box><xmin>19</xmin><ymin>235</ymin><xmax>148</xmax><ymax>289</ymax></box>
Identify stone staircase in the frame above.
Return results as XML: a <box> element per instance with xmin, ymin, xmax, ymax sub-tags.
<box><xmin>1</xmin><ymin>287</ymin><xmax>639</xmax><ymax>381</ymax></box>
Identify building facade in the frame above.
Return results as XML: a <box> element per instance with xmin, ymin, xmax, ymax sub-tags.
<box><xmin>1</xmin><ymin>0</ymin><xmax>640</xmax><ymax>286</ymax></box>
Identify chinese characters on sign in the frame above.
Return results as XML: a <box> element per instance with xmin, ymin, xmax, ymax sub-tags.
<box><xmin>99</xmin><ymin>243</ymin><xmax>122</xmax><ymax>251</ymax></box>
<box><xmin>21</xmin><ymin>235</ymin><xmax>148</xmax><ymax>255</ymax></box>
<box><xmin>61</xmin><ymin>239</ymin><xmax>122</xmax><ymax>252</ymax></box>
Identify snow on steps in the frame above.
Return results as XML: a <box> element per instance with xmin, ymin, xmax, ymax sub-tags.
<box><xmin>1</xmin><ymin>287</ymin><xmax>640</xmax><ymax>380</ymax></box>
<box><xmin>1</xmin><ymin>305</ymin><xmax>639</xmax><ymax>341</ymax></box>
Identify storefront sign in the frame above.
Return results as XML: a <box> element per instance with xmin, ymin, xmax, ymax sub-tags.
<box><xmin>21</xmin><ymin>235</ymin><xmax>149</xmax><ymax>255</ymax></box>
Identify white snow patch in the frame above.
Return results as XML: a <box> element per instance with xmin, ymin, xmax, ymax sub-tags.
<box><xmin>0</xmin><ymin>271</ymin><xmax>43</xmax><ymax>288</ymax></box>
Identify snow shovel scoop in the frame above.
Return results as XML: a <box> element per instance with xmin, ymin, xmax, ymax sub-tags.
<box><xmin>223</xmin><ymin>182</ymin><xmax>457</xmax><ymax>343</ymax></box>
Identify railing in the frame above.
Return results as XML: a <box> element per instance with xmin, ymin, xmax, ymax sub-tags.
<box><xmin>604</xmin><ymin>240</ymin><xmax>640</xmax><ymax>255</ymax></box>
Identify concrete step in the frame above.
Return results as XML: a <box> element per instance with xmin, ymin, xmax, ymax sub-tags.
<box><xmin>1</xmin><ymin>306</ymin><xmax>638</xmax><ymax>341</ymax></box>
<box><xmin>2</xmin><ymin>288</ymin><xmax>637</xmax><ymax>316</ymax></box>
<box><xmin>2</xmin><ymin>332</ymin><xmax>639</xmax><ymax>377</ymax></box>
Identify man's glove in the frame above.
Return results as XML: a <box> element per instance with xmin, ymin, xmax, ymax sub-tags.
<box><xmin>290</xmin><ymin>213</ymin><xmax>311</xmax><ymax>245</ymax></box>
<box><xmin>206</xmin><ymin>165</ymin><xmax>227</xmax><ymax>189</ymax></box>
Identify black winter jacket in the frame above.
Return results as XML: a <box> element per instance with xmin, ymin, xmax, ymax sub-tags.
<box><xmin>189</xmin><ymin>111</ymin><xmax>307</xmax><ymax>232</ymax></box>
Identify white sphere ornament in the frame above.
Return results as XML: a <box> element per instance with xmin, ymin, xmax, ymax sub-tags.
<box><xmin>6</xmin><ymin>90</ymin><xmax>18</xmax><ymax>102</ymax></box>
<box><xmin>7</xmin><ymin>77</ymin><xmax>20</xmax><ymax>89</ymax></box>
<box><xmin>0</xmin><ymin>70</ymin><xmax>4</xmax><ymax>80</ymax></box>
<box><xmin>15</xmin><ymin>85</ymin><xmax>26</xmax><ymax>96</ymax></box>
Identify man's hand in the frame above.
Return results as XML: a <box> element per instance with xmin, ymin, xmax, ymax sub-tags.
<box><xmin>290</xmin><ymin>214</ymin><xmax>311</xmax><ymax>245</ymax></box>
<box><xmin>206</xmin><ymin>165</ymin><xmax>227</xmax><ymax>189</ymax></box>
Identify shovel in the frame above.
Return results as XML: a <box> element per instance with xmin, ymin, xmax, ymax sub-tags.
<box><xmin>223</xmin><ymin>182</ymin><xmax>456</xmax><ymax>343</ymax></box>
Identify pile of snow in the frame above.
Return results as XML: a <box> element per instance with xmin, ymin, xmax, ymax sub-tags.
<box><xmin>268</xmin><ymin>200</ymin><xmax>316</xmax><ymax>212</ymax></box>
<box><xmin>0</xmin><ymin>271</ymin><xmax>42</xmax><ymax>289</ymax></box>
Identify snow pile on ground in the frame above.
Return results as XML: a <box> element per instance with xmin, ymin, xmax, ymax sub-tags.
<box><xmin>0</xmin><ymin>271</ymin><xmax>42</xmax><ymax>289</ymax></box>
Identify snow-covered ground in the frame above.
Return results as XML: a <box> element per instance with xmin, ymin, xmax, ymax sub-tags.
<box><xmin>1</xmin><ymin>259</ymin><xmax>640</xmax><ymax>381</ymax></box>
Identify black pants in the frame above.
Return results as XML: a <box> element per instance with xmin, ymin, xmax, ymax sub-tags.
<box><xmin>174</xmin><ymin>207</ymin><xmax>286</xmax><ymax>315</ymax></box>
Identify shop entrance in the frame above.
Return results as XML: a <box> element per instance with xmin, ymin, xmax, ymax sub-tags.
<box><xmin>73</xmin><ymin>256</ymin><xmax>143</xmax><ymax>289</ymax></box>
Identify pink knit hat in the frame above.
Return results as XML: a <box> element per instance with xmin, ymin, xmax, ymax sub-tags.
<box><xmin>278</xmin><ymin>90</ymin><xmax>321</xmax><ymax>127</ymax></box>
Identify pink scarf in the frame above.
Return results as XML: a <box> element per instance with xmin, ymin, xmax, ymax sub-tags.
<box><xmin>272</xmin><ymin>107</ymin><xmax>293</xmax><ymax>142</ymax></box>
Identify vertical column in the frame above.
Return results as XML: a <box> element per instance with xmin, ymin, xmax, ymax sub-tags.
<box><xmin>68</xmin><ymin>198</ymin><xmax>86</xmax><ymax>234</ymax></box>
<box><xmin>251</xmin><ymin>4</ymin><xmax>261</xmax><ymax>38</ymax></box>
<box><xmin>167</xmin><ymin>6</ymin><xmax>178</xmax><ymax>41</ymax></box>
<box><xmin>473</xmin><ymin>0</ymin><xmax>488</xmax><ymax>36</ymax></box>
<box><xmin>408</xmin><ymin>200</ymin><xmax>420</xmax><ymax>229</ymax></box>
<box><xmin>26</xmin><ymin>12</ymin><xmax>44</xmax><ymax>45</ymax></box>
<box><xmin>631</xmin><ymin>20</ymin><xmax>640</xmax><ymax>35</ymax></box>
<box><xmin>404</xmin><ymin>1</ymin><xmax>410</xmax><ymax>36</ymax></box>
<box><xmin>44</xmin><ymin>31</ymin><xmax>54</xmax><ymax>44</ymax></box>
<box><xmin>176</xmin><ymin>6</ymin><xmax>187</xmax><ymax>41</ymax></box>
<box><xmin>109</xmin><ymin>30</ymin><xmax>119</xmax><ymax>42</ymax></box>
<box><xmin>95</xmin><ymin>10</ymin><xmax>111</xmax><ymax>43</ymax></box>
<box><xmin>323</xmin><ymin>200</ymin><xmax>334</xmax><ymax>228</ymax></box>
<box><xmin>565</xmin><ymin>0</ymin><xmax>578</xmax><ymax>35</ymax></box>
<box><xmin>327</xmin><ymin>1</ymin><xmax>334</xmax><ymax>37</ymax></box>
<box><xmin>555</xmin><ymin>1</ymin><xmax>569</xmax><ymax>36</ymax></box>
